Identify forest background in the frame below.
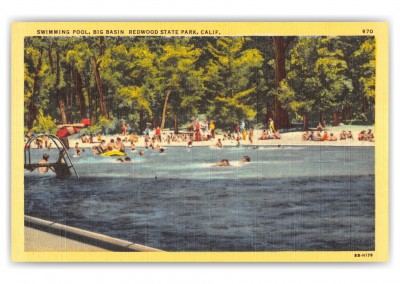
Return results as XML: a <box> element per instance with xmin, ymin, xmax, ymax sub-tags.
<box><xmin>24</xmin><ymin>35</ymin><xmax>375</xmax><ymax>135</ymax></box>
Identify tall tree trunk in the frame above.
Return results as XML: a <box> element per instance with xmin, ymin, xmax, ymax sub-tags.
<box><xmin>69</xmin><ymin>64</ymin><xmax>73</xmax><ymax>123</ymax></box>
<box><xmin>319</xmin><ymin>111</ymin><xmax>325</xmax><ymax>127</ymax></box>
<box><xmin>91</xmin><ymin>56</ymin><xmax>109</xmax><ymax>119</ymax></box>
<box><xmin>75</xmin><ymin>69</ymin><xmax>86</xmax><ymax>119</ymax></box>
<box><xmin>139</xmin><ymin>108</ymin><xmax>144</xmax><ymax>134</ymax></box>
<box><xmin>302</xmin><ymin>114</ymin><xmax>308</xmax><ymax>130</ymax></box>
<box><xmin>27</xmin><ymin>48</ymin><xmax>44</xmax><ymax>130</ymax></box>
<box><xmin>333</xmin><ymin>111</ymin><xmax>339</xmax><ymax>126</ymax></box>
<box><xmin>88</xmin><ymin>88</ymin><xmax>96</xmax><ymax>125</ymax></box>
<box><xmin>48</xmin><ymin>48</ymin><xmax>54</xmax><ymax>73</ymax></box>
<box><xmin>160</xmin><ymin>90</ymin><xmax>171</xmax><ymax>130</ymax></box>
<box><xmin>272</xmin><ymin>36</ymin><xmax>293</xmax><ymax>129</ymax></box>
<box><xmin>55</xmin><ymin>50</ymin><xmax>67</xmax><ymax>124</ymax></box>
<box><xmin>174</xmin><ymin>113</ymin><xmax>179</xmax><ymax>134</ymax></box>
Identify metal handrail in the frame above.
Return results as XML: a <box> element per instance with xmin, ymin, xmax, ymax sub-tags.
<box><xmin>24</xmin><ymin>134</ymin><xmax>79</xmax><ymax>178</ymax></box>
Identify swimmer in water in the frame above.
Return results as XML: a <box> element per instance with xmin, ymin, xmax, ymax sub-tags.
<box><xmin>241</xmin><ymin>156</ymin><xmax>251</xmax><ymax>164</ymax></box>
<box><xmin>215</xmin><ymin>139</ymin><xmax>222</xmax><ymax>148</ymax></box>
<box><xmin>213</xmin><ymin>159</ymin><xmax>230</xmax><ymax>167</ymax></box>
<box><xmin>116</xmin><ymin>156</ymin><xmax>131</xmax><ymax>162</ymax></box>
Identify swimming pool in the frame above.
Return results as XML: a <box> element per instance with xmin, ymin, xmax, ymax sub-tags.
<box><xmin>25</xmin><ymin>145</ymin><xmax>375</xmax><ymax>251</ymax></box>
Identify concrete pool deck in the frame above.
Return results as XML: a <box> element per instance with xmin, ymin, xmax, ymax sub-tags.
<box><xmin>24</xmin><ymin>216</ymin><xmax>163</xmax><ymax>252</ymax></box>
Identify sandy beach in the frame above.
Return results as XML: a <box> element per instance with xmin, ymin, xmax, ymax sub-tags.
<box><xmin>62</xmin><ymin>125</ymin><xmax>375</xmax><ymax>149</ymax></box>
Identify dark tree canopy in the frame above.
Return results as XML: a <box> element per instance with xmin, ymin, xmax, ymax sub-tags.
<box><xmin>24</xmin><ymin>35</ymin><xmax>375</xmax><ymax>134</ymax></box>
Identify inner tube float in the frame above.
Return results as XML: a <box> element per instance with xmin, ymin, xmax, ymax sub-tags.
<box><xmin>100</xmin><ymin>150</ymin><xmax>126</xmax><ymax>157</ymax></box>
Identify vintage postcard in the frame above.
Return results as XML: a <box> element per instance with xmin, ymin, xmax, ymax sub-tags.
<box><xmin>11</xmin><ymin>22</ymin><xmax>388</xmax><ymax>262</ymax></box>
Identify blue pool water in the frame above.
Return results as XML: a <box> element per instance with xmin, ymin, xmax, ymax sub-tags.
<box><xmin>25</xmin><ymin>146</ymin><xmax>375</xmax><ymax>251</ymax></box>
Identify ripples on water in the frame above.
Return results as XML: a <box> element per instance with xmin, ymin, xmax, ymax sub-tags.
<box><xmin>25</xmin><ymin>146</ymin><xmax>375</xmax><ymax>251</ymax></box>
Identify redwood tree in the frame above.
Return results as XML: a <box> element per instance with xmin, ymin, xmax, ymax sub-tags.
<box><xmin>272</xmin><ymin>36</ymin><xmax>294</xmax><ymax>129</ymax></box>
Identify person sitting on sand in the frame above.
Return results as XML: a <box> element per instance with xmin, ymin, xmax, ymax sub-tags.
<box><xmin>316</xmin><ymin>122</ymin><xmax>323</xmax><ymax>131</ymax></box>
<box><xmin>38</xmin><ymin>154</ymin><xmax>51</xmax><ymax>173</ymax></box>
<box><xmin>340</xmin><ymin>130</ymin><xmax>347</xmax><ymax>140</ymax></box>
<box><xmin>260</xmin><ymin>130</ymin><xmax>267</xmax><ymax>140</ymax></box>
<box><xmin>213</xmin><ymin>159</ymin><xmax>230</xmax><ymax>167</ymax></box>
<box><xmin>273</xmin><ymin>131</ymin><xmax>281</xmax><ymax>139</ymax></box>
<box><xmin>311</xmin><ymin>131</ymin><xmax>322</xmax><ymax>141</ymax></box>
<box><xmin>329</xmin><ymin>133</ymin><xmax>338</xmax><ymax>141</ymax></box>
<box><xmin>241</xmin><ymin>156</ymin><xmax>251</xmax><ymax>164</ymax></box>
<box><xmin>358</xmin><ymin>130</ymin><xmax>366</xmax><ymax>141</ymax></box>
<box><xmin>347</xmin><ymin>131</ymin><xmax>354</xmax><ymax>140</ymax></box>
<box><xmin>303</xmin><ymin>131</ymin><xmax>311</xmax><ymax>141</ymax></box>
<box><xmin>215</xmin><ymin>138</ymin><xmax>223</xmax><ymax>148</ymax></box>
<box><xmin>366</xmin><ymin>129</ymin><xmax>374</xmax><ymax>142</ymax></box>
<box><xmin>81</xmin><ymin>134</ymin><xmax>88</xmax><ymax>143</ymax></box>
<box><xmin>323</xmin><ymin>131</ymin><xmax>329</xmax><ymax>141</ymax></box>
<box><xmin>97</xmin><ymin>132</ymin><xmax>102</xmax><ymax>142</ymax></box>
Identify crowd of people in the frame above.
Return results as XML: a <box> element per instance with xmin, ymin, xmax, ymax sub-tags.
<box><xmin>302</xmin><ymin>129</ymin><xmax>374</xmax><ymax>142</ymax></box>
<box><xmin>26</xmin><ymin>117</ymin><xmax>376</xmax><ymax>176</ymax></box>
<box><xmin>358</xmin><ymin>129</ymin><xmax>375</xmax><ymax>142</ymax></box>
<box><xmin>302</xmin><ymin>130</ymin><xmax>338</xmax><ymax>141</ymax></box>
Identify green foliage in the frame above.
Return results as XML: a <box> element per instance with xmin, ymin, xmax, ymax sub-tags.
<box><xmin>283</xmin><ymin>36</ymin><xmax>372</xmax><ymax>126</ymax></box>
<box><xmin>204</xmin><ymin>37</ymin><xmax>263</xmax><ymax>127</ymax></box>
<box><xmin>31</xmin><ymin>110</ymin><xmax>57</xmax><ymax>134</ymax></box>
<box><xmin>355</xmin><ymin>38</ymin><xmax>375</xmax><ymax>99</ymax></box>
<box><xmin>24</xmin><ymin>35</ymin><xmax>375</xmax><ymax>132</ymax></box>
<box><xmin>87</xmin><ymin>116</ymin><xmax>115</xmax><ymax>134</ymax></box>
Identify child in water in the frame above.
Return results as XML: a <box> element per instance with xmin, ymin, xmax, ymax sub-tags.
<box><xmin>75</xmin><ymin>142</ymin><xmax>80</xmax><ymax>156</ymax></box>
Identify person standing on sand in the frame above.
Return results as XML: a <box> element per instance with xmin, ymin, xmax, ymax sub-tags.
<box><xmin>268</xmin><ymin>118</ymin><xmax>275</xmax><ymax>133</ymax></box>
<box><xmin>240</xmin><ymin>120</ymin><xmax>245</xmax><ymax>132</ymax></box>
<box><xmin>210</xmin><ymin>120</ymin><xmax>215</xmax><ymax>138</ymax></box>
<box><xmin>249</xmin><ymin>128</ymin><xmax>254</xmax><ymax>144</ymax></box>
<box><xmin>235</xmin><ymin>124</ymin><xmax>240</xmax><ymax>136</ymax></box>
<box><xmin>329</xmin><ymin>133</ymin><xmax>338</xmax><ymax>141</ymax></box>
<box><xmin>195</xmin><ymin>121</ymin><xmax>201</xmax><ymax>141</ymax></box>
<box><xmin>242</xmin><ymin>128</ymin><xmax>247</xmax><ymax>141</ymax></box>
<box><xmin>155</xmin><ymin>126</ymin><xmax>162</xmax><ymax>143</ymax></box>
<box><xmin>121</xmin><ymin>122</ymin><xmax>127</xmax><ymax>136</ymax></box>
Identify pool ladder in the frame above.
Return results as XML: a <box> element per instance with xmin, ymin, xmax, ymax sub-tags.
<box><xmin>24</xmin><ymin>134</ymin><xmax>79</xmax><ymax>179</ymax></box>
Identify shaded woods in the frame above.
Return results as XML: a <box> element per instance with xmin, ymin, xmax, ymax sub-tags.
<box><xmin>24</xmin><ymin>36</ymin><xmax>375</xmax><ymax>134</ymax></box>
